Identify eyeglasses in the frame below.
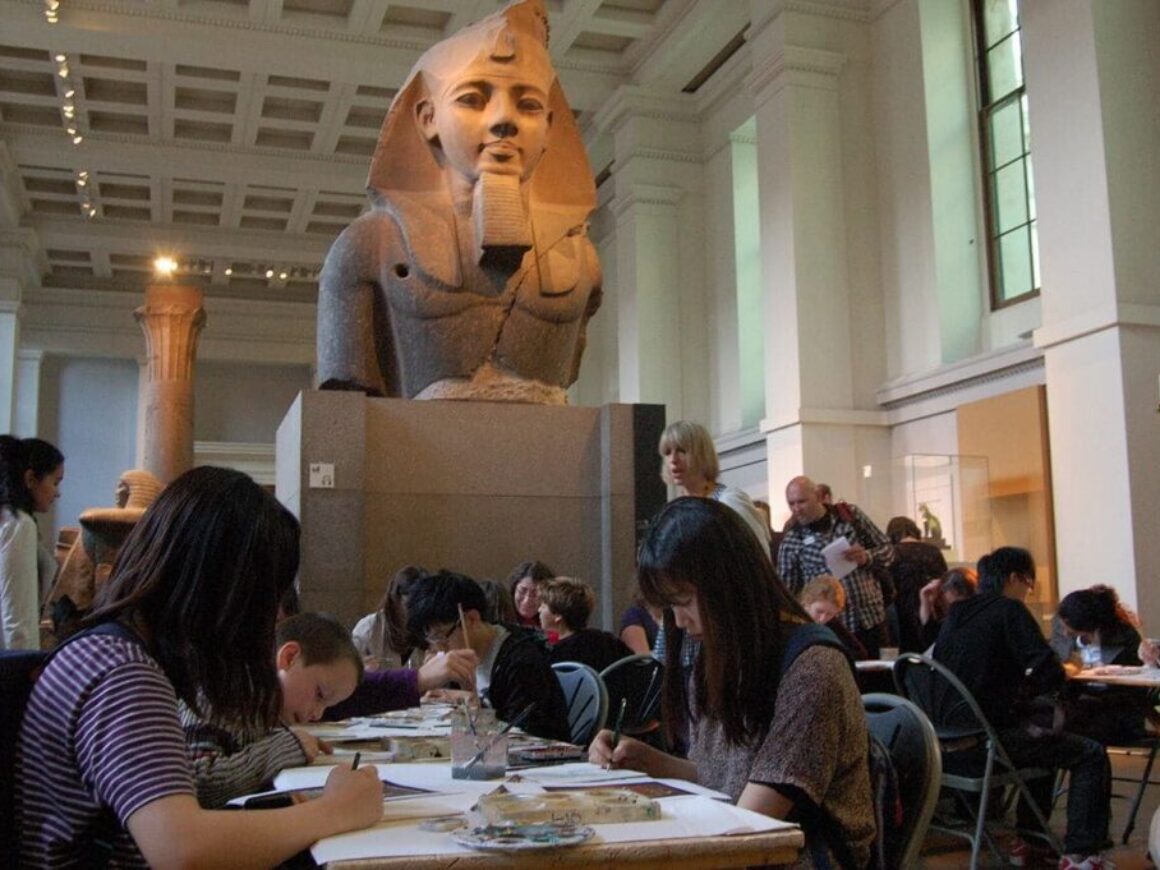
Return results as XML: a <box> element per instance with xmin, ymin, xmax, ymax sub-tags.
<box><xmin>424</xmin><ymin>617</ymin><xmax>461</xmax><ymax>649</ymax></box>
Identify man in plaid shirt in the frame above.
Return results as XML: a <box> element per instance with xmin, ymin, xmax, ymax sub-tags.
<box><xmin>777</xmin><ymin>476</ymin><xmax>894</xmax><ymax>657</ymax></box>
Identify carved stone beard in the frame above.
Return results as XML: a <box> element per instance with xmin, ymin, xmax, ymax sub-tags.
<box><xmin>472</xmin><ymin>171</ymin><xmax>533</xmax><ymax>272</ymax></box>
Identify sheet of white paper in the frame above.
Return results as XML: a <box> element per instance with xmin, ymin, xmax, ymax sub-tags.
<box><xmin>310</xmin><ymin>794</ymin><xmax>798</xmax><ymax>864</ymax></box>
<box><xmin>515</xmin><ymin>762</ymin><xmax>652</xmax><ymax>784</ymax></box>
<box><xmin>821</xmin><ymin>535</ymin><xmax>857</xmax><ymax>579</ymax></box>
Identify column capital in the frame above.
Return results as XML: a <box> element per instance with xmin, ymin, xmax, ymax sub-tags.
<box><xmin>747</xmin><ymin>44</ymin><xmax>846</xmax><ymax>106</ymax></box>
<box><xmin>592</xmin><ymin>84</ymin><xmax>700</xmax><ymax>138</ymax></box>
<box><xmin>611</xmin><ymin>182</ymin><xmax>685</xmax><ymax>219</ymax></box>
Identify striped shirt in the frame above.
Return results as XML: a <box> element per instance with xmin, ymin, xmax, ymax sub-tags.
<box><xmin>16</xmin><ymin>633</ymin><xmax>196</xmax><ymax>868</ymax></box>
<box><xmin>180</xmin><ymin>702</ymin><xmax>307</xmax><ymax>808</ymax></box>
<box><xmin>777</xmin><ymin>503</ymin><xmax>894</xmax><ymax>632</ymax></box>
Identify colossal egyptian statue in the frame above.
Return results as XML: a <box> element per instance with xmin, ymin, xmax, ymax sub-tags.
<box><xmin>316</xmin><ymin>0</ymin><xmax>601</xmax><ymax>404</ymax></box>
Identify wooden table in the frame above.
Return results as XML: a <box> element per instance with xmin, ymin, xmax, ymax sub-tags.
<box><xmin>328</xmin><ymin>827</ymin><xmax>804</xmax><ymax>868</ymax></box>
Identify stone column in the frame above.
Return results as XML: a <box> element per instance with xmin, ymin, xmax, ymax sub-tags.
<box><xmin>593</xmin><ymin>86</ymin><xmax>704</xmax><ymax>423</ymax></box>
<box><xmin>748</xmin><ymin>6</ymin><xmax>890</xmax><ymax>517</ymax></box>
<box><xmin>0</xmin><ymin>297</ymin><xmax>19</xmax><ymax>434</ymax></box>
<box><xmin>13</xmin><ymin>348</ymin><xmax>43</xmax><ymax>437</ymax></box>
<box><xmin>1024</xmin><ymin>0</ymin><xmax>1160</xmax><ymax>621</ymax></box>
<box><xmin>134</xmin><ymin>281</ymin><xmax>205</xmax><ymax>484</ymax></box>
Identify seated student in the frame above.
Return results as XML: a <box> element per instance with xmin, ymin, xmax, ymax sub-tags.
<box><xmin>351</xmin><ymin>565</ymin><xmax>427</xmax><ymax>671</ymax></box>
<box><xmin>538</xmin><ymin>577</ymin><xmax>633</xmax><ymax>673</ymax></box>
<box><xmin>407</xmin><ymin>570</ymin><xmax>571</xmax><ymax>743</ymax></box>
<box><xmin>506</xmin><ymin>559</ymin><xmax>555</xmax><ymax>630</ymax></box>
<box><xmin>182</xmin><ymin>612</ymin><xmax>363</xmax><ymax>807</ymax></box>
<box><xmin>590</xmin><ymin>498</ymin><xmax>874</xmax><ymax>867</ymax></box>
<box><xmin>619</xmin><ymin>587</ymin><xmax>660</xmax><ymax>656</ymax></box>
<box><xmin>932</xmin><ymin>547</ymin><xmax>1111</xmax><ymax>870</ymax></box>
<box><xmin>1051</xmin><ymin>585</ymin><xmax>1151</xmax><ymax>745</ymax></box>
<box><xmin>798</xmin><ymin>575</ymin><xmax>869</xmax><ymax>660</ymax></box>
<box><xmin>915</xmin><ymin>566</ymin><xmax>977</xmax><ymax>652</ymax></box>
<box><xmin>15</xmin><ymin>466</ymin><xmax>381</xmax><ymax>867</ymax></box>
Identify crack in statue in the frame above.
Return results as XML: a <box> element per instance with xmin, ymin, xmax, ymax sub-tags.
<box><xmin>316</xmin><ymin>0</ymin><xmax>602</xmax><ymax>404</ymax></box>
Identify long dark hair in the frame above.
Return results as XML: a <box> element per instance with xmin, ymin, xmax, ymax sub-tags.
<box><xmin>638</xmin><ymin>497</ymin><xmax>809</xmax><ymax>745</ymax></box>
<box><xmin>0</xmin><ymin>436</ymin><xmax>64</xmax><ymax>514</ymax></box>
<box><xmin>0</xmin><ymin>435</ymin><xmax>28</xmax><ymax>514</ymax></box>
<box><xmin>378</xmin><ymin>564</ymin><xmax>428</xmax><ymax>661</ymax></box>
<box><xmin>1058</xmin><ymin>585</ymin><xmax>1137</xmax><ymax>636</ymax></box>
<box><xmin>85</xmin><ymin>466</ymin><xmax>300</xmax><ymax>732</ymax></box>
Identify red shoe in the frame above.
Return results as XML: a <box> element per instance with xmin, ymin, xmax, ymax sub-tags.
<box><xmin>1057</xmin><ymin>856</ymin><xmax>1111</xmax><ymax>870</ymax></box>
<box><xmin>1009</xmin><ymin>837</ymin><xmax>1057</xmax><ymax>867</ymax></box>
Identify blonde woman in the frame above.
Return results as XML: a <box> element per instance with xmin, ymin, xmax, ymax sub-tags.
<box><xmin>658</xmin><ymin>421</ymin><xmax>770</xmax><ymax>555</ymax></box>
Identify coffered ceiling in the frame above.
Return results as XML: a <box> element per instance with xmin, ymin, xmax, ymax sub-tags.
<box><xmin>0</xmin><ymin>0</ymin><xmax>753</xmax><ymax>306</ymax></box>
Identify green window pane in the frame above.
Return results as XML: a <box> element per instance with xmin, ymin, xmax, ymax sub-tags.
<box><xmin>1030</xmin><ymin>221</ymin><xmax>1041</xmax><ymax>290</ymax></box>
<box><xmin>986</xmin><ymin>33</ymin><xmax>1024</xmax><ymax>102</ymax></box>
<box><xmin>1026</xmin><ymin>157</ymin><xmax>1037</xmax><ymax>220</ymax></box>
<box><xmin>999</xmin><ymin>225</ymin><xmax>1033</xmax><ymax>301</ymax></box>
<box><xmin>994</xmin><ymin>160</ymin><xmax>1029</xmax><ymax>234</ymax></box>
<box><xmin>989</xmin><ymin>99</ymin><xmax>1024</xmax><ymax>169</ymax></box>
<box><xmin>982</xmin><ymin>0</ymin><xmax>1018</xmax><ymax>48</ymax></box>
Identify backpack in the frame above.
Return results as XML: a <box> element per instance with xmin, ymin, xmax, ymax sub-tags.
<box><xmin>780</xmin><ymin>622</ymin><xmax>903</xmax><ymax>870</ymax></box>
<box><xmin>0</xmin><ymin>621</ymin><xmax>143</xmax><ymax>870</ymax></box>
<box><xmin>832</xmin><ymin>501</ymin><xmax>897</xmax><ymax>608</ymax></box>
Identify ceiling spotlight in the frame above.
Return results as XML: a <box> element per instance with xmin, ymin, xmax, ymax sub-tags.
<box><xmin>66</xmin><ymin>125</ymin><xmax>77</xmax><ymax>135</ymax></box>
<box><xmin>64</xmin><ymin>88</ymin><xmax>74</xmax><ymax>98</ymax></box>
<box><xmin>45</xmin><ymin>0</ymin><xmax>61</xmax><ymax>9</ymax></box>
<box><xmin>57</xmin><ymin>65</ymin><xmax>69</xmax><ymax>78</ymax></box>
<box><xmin>265</xmin><ymin>269</ymin><xmax>274</xmax><ymax>279</ymax></box>
<box><xmin>63</xmin><ymin>106</ymin><xmax>75</xmax><ymax>118</ymax></box>
<box><xmin>86</xmin><ymin>207</ymin><xmax>97</xmax><ymax>217</ymax></box>
<box><xmin>71</xmin><ymin>135</ymin><xmax>83</xmax><ymax>144</ymax></box>
<box><xmin>224</xmin><ymin>267</ymin><xmax>233</xmax><ymax>276</ymax></box>
<box><xmin>45</xmin><ymin>11</ymin><xmax>58</xmax><ymax>23</ymax></box>
<box><xmin>54</xmin><ymin>53</ymin><xmax>66</xmax><ymax>62</ymax></box>
<box><xmin>279</xmin><ymin>271</ymin><xmax>288</xmax><ymax>280</ymax></box>
<box><xmin>76</xmin><ymin>178</ymin><xmax>86</xmax><ymax>187</ymax></box>
<box><xmin>154</xmin><ymin>256</ymin><xmax>178</xmax><ymax>276</ymax></box>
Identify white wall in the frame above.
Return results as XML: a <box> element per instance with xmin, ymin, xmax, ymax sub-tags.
<box><xmin>40</xmin><ymin>356</ymin><xmax>139</xmax><ymax>542</ymax></box>
<box><xmin>194</xmin><ymin>360</ymin><xmax>312</xmax><ymax>443</ymax></box>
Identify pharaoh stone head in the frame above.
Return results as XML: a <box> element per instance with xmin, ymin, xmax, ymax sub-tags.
<box><xmin>366</xmin><ymin>0</ymin><xmax>593</xmax><ymax>215</ymax></box>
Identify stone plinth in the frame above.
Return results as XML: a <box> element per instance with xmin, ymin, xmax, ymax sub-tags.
<box><xmin>276</xmin><ymin>391</ymin><xmax>664</xmax><ymax>630</ymax></box>
<box><xmin>135</xmin><ymin>282</ymin><xmax>205</xmax><ymax>484</ymax></box>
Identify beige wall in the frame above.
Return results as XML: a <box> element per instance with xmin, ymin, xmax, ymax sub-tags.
<box><xmin>956</xmin><ymin>386</ymin><xmax>1057</xmax><ymax>608</ymax></box>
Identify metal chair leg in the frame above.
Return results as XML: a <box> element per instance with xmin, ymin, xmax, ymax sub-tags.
<box><xmin>1121</xmin><ymin>741</ymin><xmax>1159</xmax><ymax>844</ymax></box>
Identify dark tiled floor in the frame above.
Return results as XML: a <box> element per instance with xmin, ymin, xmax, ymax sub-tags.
<box><xmin>918</xmin><ymin>747</ymin><xmax>1158</xmax><ymax>868</ymax></box>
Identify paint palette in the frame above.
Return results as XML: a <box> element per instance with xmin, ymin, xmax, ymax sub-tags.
<box><xmin>452</xmin><ymin>822</ymin><xmax>595</xmax><ymax>852</ymax></box>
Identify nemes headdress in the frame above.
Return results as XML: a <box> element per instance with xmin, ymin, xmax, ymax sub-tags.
<box><xmin>366</xmin><ymin>0</ymin><xmax>594</xmax><ymax>213</ymax></box>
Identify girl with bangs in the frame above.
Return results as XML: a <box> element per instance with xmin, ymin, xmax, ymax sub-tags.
<box><xmin>15</xmin><ymin>466</ymin><xmax>383</xmax><ymax>868</ymax></box>
<box><xmin>589</xmin><ymin>497</ymin><xmax>874</xmax><ymax>869</ymax></box>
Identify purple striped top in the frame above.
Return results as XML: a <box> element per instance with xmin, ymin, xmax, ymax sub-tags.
<box><xmin>16</xmin><ymin>633</ymin><xmax>196</xmax><ymax>868</ymax></box>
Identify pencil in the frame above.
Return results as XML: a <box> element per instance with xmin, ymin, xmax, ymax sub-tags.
<box><xmin>611</xmin><ymin>697</ymin><xmax>628</xmax><ymax>749</ymax></box>
<box><xmin>351</xmin><ymin>752</ymin><xmax>361</xmax><ymax>770</ymax></box>
<box><xmin>457</xmin><ymin>603</ymin><xmax>471</xmax><ymax>651</ymax></box>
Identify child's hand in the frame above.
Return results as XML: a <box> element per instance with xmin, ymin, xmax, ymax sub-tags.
<box><xmin>422</xmin><ymin>687</ymin><xmax>477</xmax><ymax>706</ymax></box>
<box><xmin>320</xmin><ymin>764</ymin><xmax>382</xmax><ymax>831</ymax></box>
<box><xmin>418</xmin><ymin>649</ymin><xmax>478</xmax><ymax>693</ymax></box>
<box><xmin>291</xmin><ymin>727</ymin><xmax>331</xmax><ymax>762</ymax></box>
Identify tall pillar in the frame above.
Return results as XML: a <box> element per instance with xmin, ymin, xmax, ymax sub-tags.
<box><xmin>1024</xmin><ymin>0</ymin><xmax>1160</xmax><ymax>621</ymax></box>
<box><xmin>593</xmin><ymin>87</ymin><xmax>704</xmax><ymax>423</ymax></box>
<box><xmin>0</xmin><ymin>297</ymin><xmax>19</xmax><ymax>434</ymax></box>
<box><xmin>748</xmin><ymin>7</ymin><xmax>888</xmax><ymax>512</ymax></box>
<box><xmin>13</xmin><ymin>348</ymin><xmax>43</xmax><ymax>437</ymax></box>
<box><xmin>134</xmin><ymin>282</ymin><xmax>206</xmax><ymax>484</ymax></box>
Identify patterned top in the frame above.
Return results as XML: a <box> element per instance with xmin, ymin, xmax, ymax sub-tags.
<box><xmin>777</xmin><ymin>503</ymin><xmax>894</xmax><ymax>632</ymax></box>
<box><xmin>689</xmin><ymin>645</ymin><xmax>875</xmax><ymax>869</ymax></box>
<box><xmin>180</xmin><ymin>703</ymin><xmax>307</xmax><ymax>808</ymax></box>
<box><xmin>16</xmin><ymin>633</ymin><xmax>196</xmax><ymax>867</ymax></box>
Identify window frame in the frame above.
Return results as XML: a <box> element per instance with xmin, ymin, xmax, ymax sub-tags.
<box><xmin>971</xmin><ymin>0</ymin><xmax>1041</xmax><ymax>310</ymax></box>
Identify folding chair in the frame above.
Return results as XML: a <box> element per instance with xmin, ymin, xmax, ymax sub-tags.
<box><xmin>599</xmin><ymin>653</ymin><xmax>663</xmax><ymax>747</ymax></box>
<box><xmin>1109</xmin><ymin>730</ymin><xmax>1160</xmax><ymax>843</ymax></box>
<box><xmin>893</xmin><ymin>652</ymin><xmax>1063</xmax><ymax>869</ymax></box>
<box><xmin>862</xmin><ymin>693</ymin><xmax>942</xmax><ymax>869</ymax></box>
<box><xmin>551</xmin><ymin>661</ymin><xmax>608</xmax><ymax>746</ymax></box>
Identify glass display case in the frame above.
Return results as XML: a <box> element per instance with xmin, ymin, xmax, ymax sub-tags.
<box><xmin>858</xmin><ymin>454</ymin><xmax>991</xmax><ymax>565</ymax></box>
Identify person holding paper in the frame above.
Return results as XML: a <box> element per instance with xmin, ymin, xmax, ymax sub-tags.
<box><xmin>777</xmin><ymin>476</ymin><xmax>894</xmax><ymax>658</ymax></box>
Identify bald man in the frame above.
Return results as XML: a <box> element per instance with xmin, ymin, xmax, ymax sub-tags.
<box><xmin>777</xmin><ymin>476</ymin><xmax>894</xmax><ymax>657</ymax></box>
